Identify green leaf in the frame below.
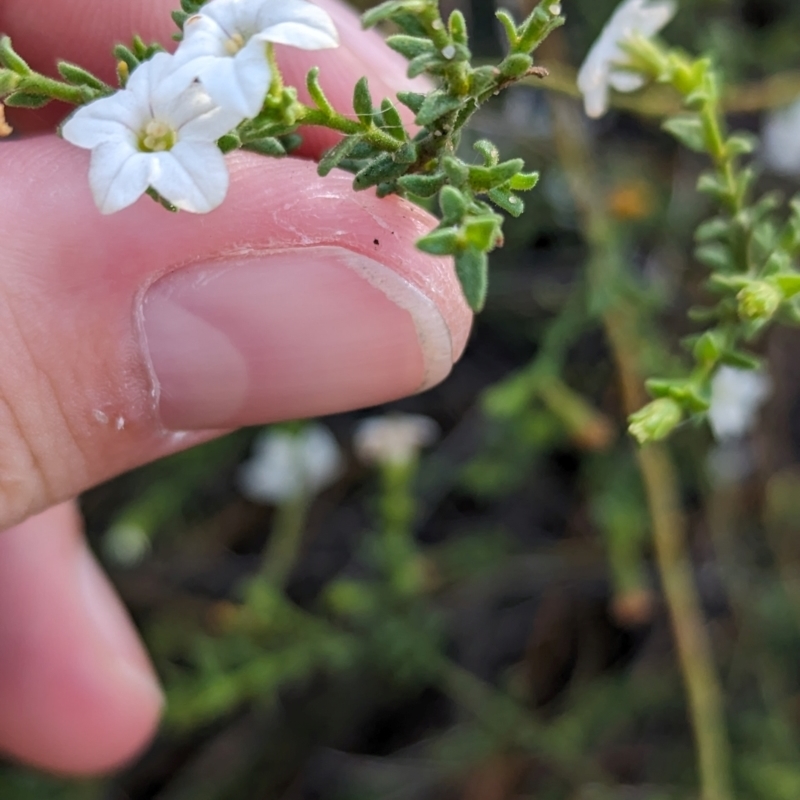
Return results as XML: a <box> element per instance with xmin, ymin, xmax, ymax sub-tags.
<box><xmin>415</xmin><ymin>90</ymin><xmax>462</xmax><ymax>126</ymax></box>
<box><xmin>725</xmin><ymin>132</ymin><xmax>757</xmax><ymax>158</ymax></box>
<box><xmin>0</xmin><ymin>69</ymin><xmax>20</xmax><ymax>94</ymax></box>
<box><xmin>469</xmin><ymin>159</ymin><xmax>525</xmax><ymax>191</ymax></box>
<box><xmin>509</xmin><ymin>171</ymin><xmax>539</xmax><ymax>191</ymax></box>
<box><xmin>3</xmin><ymin>91</ymin><xmax>50</xmax><ymax>108</ymax></box>
<box><xmin>464</xmin><ymin>217</ymin><xmax>500</xmax><ymax>251</ymax></box>
<box><xmin>361</xmin><ymin>0</ymin><xmax>427</xmax><ymax>28</ymax></box>
<box><xmin>171</xmin><ymin>10</ymin><xmax>190</xmax><ymax>29</ymax></box>
<box><xmin>474</xmin><ymin>140</ymin><xmax>499</xmax><ymax>166</ymax></box>
<box><xmin>488</xmin><ymin>188</ymin><xmax>525</xmax><ymax>216</ymax></box>
<box><xmin>392</xmin><ymin>11</ymin><xmax>429</xmax><ymax>38</ymax></box>
<box><xmin>439</xmin><ymin>186</ymin><xmax>468</xmax><ymax>223</ymax></box>
<box><xmin>448</xmin><ymin>10</ymin><xmax>469</xmax><ymax>45</ymax></box>
<box><xmin>353</xmin><ymin>152</ymin><xmax>409</xmax><ymax>190</ymax></box>
<box><xmin>406</xmin><ymin>53</ymin><xmax>438</xmax><ymax>79</ymax></box>
<box><xmin>0</xmin><ymin>36</ymin><xmax>31</xmax><ymax>76</ymax></box>
<box><xmin>306</xmin><ymin>66</ymin><xmax>334</xmax><ymax>116</ymax></box>
<box><xmin>385</xmin><ymin>35</ymin><xmax>434</xmax><ymax>59</ymax></box>
<box><xmin>442</xmin><ymin>156</ymin><xmax>470</xmax><ymax>186</ymax></box>
<box><xmin>763</xmin><ymin>250</ymin><xmax>791</xmax><ymax>276</ymax></box>
<box><xmin>113</xmin><ymin>44</ymin><xmax>139</xmax><ymax>72</ymax></box>
<box><xmin>720</xmin><ymin>350</ymin><xmax>762</xmax><ymax>370</ymax></box>
<box><xmin>695</xmin><ymin>217</ymin><xmax>730</xmax><ymax>242</ymax></box>
<box><xmin>243</xmin><ymin>137</ymin><xmax>287</xmax><ymax>156</ymax></box>
<box><xmin>495</xmin><ymin>10</ymin><xmax>519</xmax><ymax>49</ymax></box>
<box><xmin>662</xmin><ymin>115</ymin><xmax>706</xmax><ymax>152</ymax></box>
<box><xmin>57</xmin><ymin>62</ymin><xmax>109</xmax><ymax>92</ymax></box>
<box><xmin>395</xmin><ymin>141</ymin><xmax>417</xmax><ymax>164</ymax></box>
<box><xmin>498</xmin><ymin>53</ymin><xmax>532</xmax><ymax>78</ymax></box>
<box><xmin>217</xmin><ymin>132</ymin><xmax>241</xmax><ymax>154</ymax></box>
<box><xmin>516</xmin><ymin>4</ymin><xmax>564</xmax><ymax>53</ymax></box>
<box><xmin>697</xmin><ymin>170</ymin><xmax>728</xmax><ymax>199</ymax></box>
<box><xmin>692</xmin><ymin>331</ymin><xmax>724</xmax><ymax>367</ymax></box>
<box><xmin>470</xmin><ymin>65</ymin><xmax>499</xmax><ymax>95</ymax></box>
<box><xmin>396</xmin><ymin>91</ymin><xmax>426</xmax><ymax>114</ymax></box>
<box><xmin>416</xmin><ymin>227</ymin><xmax>462</xmax><ymax>255</ymax></box>
<box><xmin>380</xmin><ymin>98</ymin><xmax>406</xmax><ymax>141</ymax></box>
<box><xmin>774</xmin><ymin>274</ymin><xmax>800</xmax><ymax>299</ymax></box>
<box><xmin>396</xmin><ymin>173</ymin><xmax>447</xmax><ymax>197</ymax></box>
<box><xmin>455</xmin><ymin>247</ymin><xmax>489</xmax><ymax>311</ymax></box>
<box><xmin>695</xmin><ymin>243</ymin><xmax>733</xmax><ymax>272</ymax></box>
<box><xmin>352</xmin><ymin>77</ymin><xmax>373</xmax><ymax>126</ymax></box>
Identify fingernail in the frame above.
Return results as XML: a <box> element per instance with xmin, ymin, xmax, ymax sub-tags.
<box><xmin>77</xmin><ymin>547</ymin><xmax>163</xmax><ymax>704</ymax></box>
<box><xmin>140</xmin><ymin>246</ymin><xmax>453</xmax><ymax>430</ymax></box>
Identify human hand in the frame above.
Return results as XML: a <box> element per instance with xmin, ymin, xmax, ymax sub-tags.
<box><xmin>0</xmin><ymin>0</ymin><xmax>471</xmax><ymax>774</ymax></box>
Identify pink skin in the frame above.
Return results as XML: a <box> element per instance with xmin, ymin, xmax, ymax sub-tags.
<box><xmin>0</xmin><ymin>0</ymin><xmax>471</xmax><ymax>775</ymax></box>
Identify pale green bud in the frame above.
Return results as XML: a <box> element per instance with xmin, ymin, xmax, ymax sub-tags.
<box><xmin>629</xmin><ymin>398</ymin><xmax>683</xmax><ymax>444</ymax></box>
<box><xmin>736</xmin><ymin>280</ymin><xmax>782</xmax><ymax>323</ymax></box>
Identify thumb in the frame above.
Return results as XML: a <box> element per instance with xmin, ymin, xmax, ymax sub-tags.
<box><xmin>0</xmin><ymin>138</ymin><xmax>471</xmax><ymax>528</ymax></box>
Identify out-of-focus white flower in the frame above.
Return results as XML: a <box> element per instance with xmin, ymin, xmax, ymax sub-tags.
<box><xmin>708</xmin><ymin>366</ymin><xmax>771</xmax><ymax>441</ymax></box>
<box><xmin>238</xmin><ymin>424</ymin><xmax>343</xmax><ymax>503</ymax></box>
<box><xmin>61</xmin><ymin>53</ymin><xmax>242</xmax><ymax>214</ymax></box>
<box><xmin>353</xmin><ymin>413</ymin><xmax>440</xmax><ymax>466</ymax></box>
<box><xmin>175</xmin><ymin>0</ymin><xmax>339</xmax><ymax>118</ymax></box>
<box><xmin>577</xmin><ymin>0</ymin><xmax>676</xmax><ymax>119</ymax></box>
<box><xmin>762</xmin><ymin>98</ymin><xmax>800</xmax><ymax>176</ymax></box>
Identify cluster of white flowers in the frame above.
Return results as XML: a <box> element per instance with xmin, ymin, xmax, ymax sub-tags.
<box><xmin>61</xmin><ymin>0</ymin><xmax>339</xmax><ymax>214</ymax></box>
<box><xmin>577</xmin><ymin>0</ymin><xmax>675</xmax><ymax>119</ymax></box>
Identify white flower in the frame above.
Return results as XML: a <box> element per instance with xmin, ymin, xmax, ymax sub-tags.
<box><xmin>353</xmin><ymin>413</ymin><xmax>440</xmax><ymax>466</ymax></box>
<box><xmin>175</xmin><ymin>0</ymin><xmax>339</xmax><ymax>118</ymax></box>
<box><xmin>61</xmin><ymin>53</ymin><xmax>243</xmax><ymax>214</ymax></box>
<box><xmin>577</xmin><ymin>0</ymin><xmax>676</xmax><ymax>119</ymax></box>
<box><xmin>708</xmin><ymin>366</ymin><xmax>771</xmax><ymax>441</ymax></box>
<box><xmin>762</xmin><ymin>98</ymin><xmax>800</xmax><ymax>177</ymax></box>
<box><xmin>237</xmin><ymin>424</ymin><xmax>343</xmax><ymax>503</ymax></box>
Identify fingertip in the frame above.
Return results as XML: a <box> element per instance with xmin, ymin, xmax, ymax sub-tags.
<box><xmin>0</xmin><ymin>502</ymin><xmax>163</xmax><ymax>775</ymax></box>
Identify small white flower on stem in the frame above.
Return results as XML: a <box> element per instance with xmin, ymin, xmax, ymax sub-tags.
<box><xmin>238</xmin><ymin>424</ymin><xmax>344</xmax><ymax>504</ymax></box>
<box><xmin>577</xmin><ymin>0</ymin><xmax>676</xmax><ymax>119</ymax></box>
<box><xmin>175</xmin><ymin>0</ymin><xmax>339</xmax><ymax>118</ymax></box>
<box><xmin>353</xmin><ymin>413</ymin><xmax>440</xmax><ymax>466</ymax></box>
<box><xmin>708</xmin><ymin>366</ymin><xmax>771</xmax><ymax>441</ymax></box>
<box><xmin>61</xmin><ymin>53</ymin><xmax>243</xmax><ymax>214</ymax></box>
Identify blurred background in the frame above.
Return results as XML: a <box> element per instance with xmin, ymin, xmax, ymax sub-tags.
<box><xmin>6</xmin><ymin>0</ymin><xmax>800</xmax><ymax>797</ymax></box>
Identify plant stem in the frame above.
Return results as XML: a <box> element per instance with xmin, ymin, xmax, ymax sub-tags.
<box><xmin>262</xmin><ymin>494</ymin><xmax>309</xmax><ymax>588</ymax></box>
<box><xmin>548</xmin><ymin>90</ymin><xmax>734</xmax><ymax>800</ymax></box>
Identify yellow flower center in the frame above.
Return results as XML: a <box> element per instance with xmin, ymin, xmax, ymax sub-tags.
<box><xmin>139</xmin><ymin>120</ymin><xmax>177</xmax><ymax>152</ymax></box>
<box><xmin>224</xmin><ymin>32</ymin><xmax>246</xmax><ymax>55</ymax></box>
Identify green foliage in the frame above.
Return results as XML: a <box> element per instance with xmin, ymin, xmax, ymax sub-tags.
<box><xmin>619</xmin><ymin>34</ymin><xmax>800</xmax><ymax>441</ymax></box>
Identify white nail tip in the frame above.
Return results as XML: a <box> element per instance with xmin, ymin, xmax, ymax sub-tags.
<box><xmin>331</xmin><ymin>247</ymin><xmax>454</xmax><ymax>391</ymax></box>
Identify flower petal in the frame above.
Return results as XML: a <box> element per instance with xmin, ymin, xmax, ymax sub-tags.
<box><xmin>176</xmin><ymin>12</ymin><xmax>232</xmax><ymax>60</ymax></box>
<box><xmin>149</xmin><ymin>142</ymin><xmax>229</xmax><ymax>213</ymax></box>
<box><xmin>255</xmin><ymin>0</ymin><xmax>339</xmax><ymax>49</ymax></box>
<box><xmin>197</xmin><ymin>40</ymin><xmax>271</xmax><ymax>118</ymax></box>
<box><xmin>87</xmin><ymin>142</ymin><xmax>151</xmax><ymax>214</ymax></box>
<box><xmin>150</xmin><ymin>79</ymin><xmax>243</xmax><ymax>139</ymax></box>
<box><xmin>60</xmin><ymin>92</ymin><xmax>144</xmax><ymax>149</ymax></box>
<box><xmin>124</xmin><ymin>53</ymin><xmax>194</xmax><ymax>112</ymax></box>
<box><xmin>608</xmin><ymin>69</ymin><xmax>645</xmax><ymax>93</ymax></box>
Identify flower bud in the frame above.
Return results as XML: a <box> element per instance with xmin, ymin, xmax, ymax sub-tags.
<box><xmin>628</xmin><ymin>398</ymin><xmax>683</xmax><ymax>444</ymax></box>
<box><xmin>736</xmin><ymin>280</ymin><xmax>782</xmax><ymax>323</ymax></box>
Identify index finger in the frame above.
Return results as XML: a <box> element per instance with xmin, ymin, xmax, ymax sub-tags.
<box><xmin>0</xmin><ymin>0</ymin><xmax>422</xmax><ymax>152</ymax></box>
